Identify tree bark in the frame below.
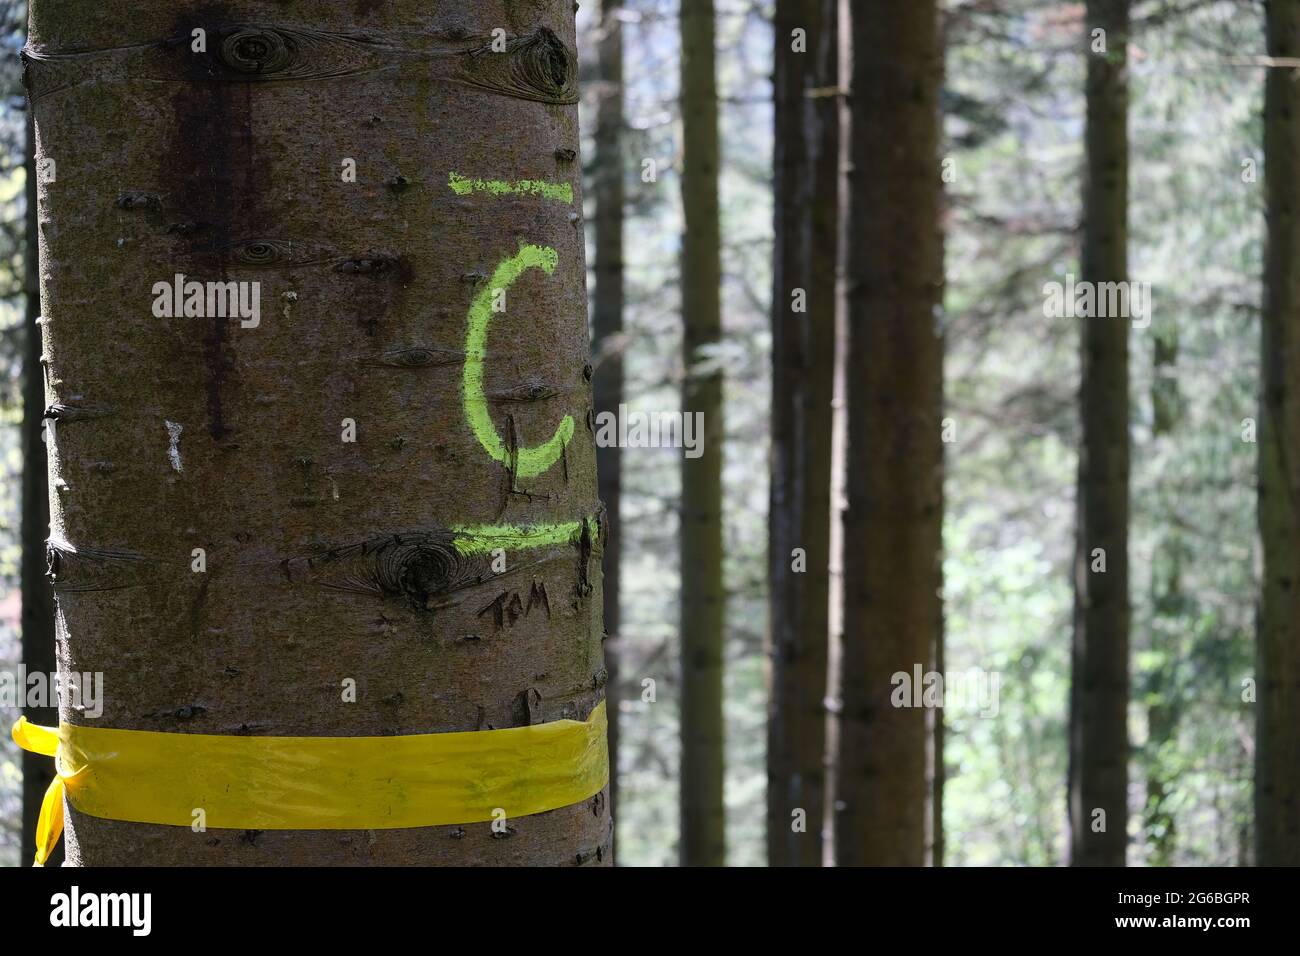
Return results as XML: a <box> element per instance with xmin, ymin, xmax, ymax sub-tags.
<box><xmin>21</xmin><ymin>102</ymin><xmax>61</xmax><ymax>868</ymax></box>
<box><xmin>931</xmin><ymin>601</ymin><xmax>945</xmax><ymax>867</ymax></box>
<box><xmin>1144</xmin><ymin>326</ymin><xmax>1182</xmax><ymax>866</ymax></box>
<box><xmin>768</xmin><ymin>0</ymin><xmax>837</xmax><ymax>868</ymax></box>
<box><xmin>679</xmin><ymin>0</ymin><xmax>725</xmax><ymax>867</ymax></box>
<box><xmin>1257</xmin><ymin>0</ymin><xmax>1300</xmax><ymax>867</ymax></box>
<box><xmin>592</xmin><ymin>0</ymin><xmax>624</xmax><ymax>840</ymax></box>
<box><xmin>27</xmin><ymin>0</ymin><xmax>609</xmax><ymax>866</ymax></box>
<box><xmin>836</xmin><ymin>0</ymin><xmax>944</xmax><ymax>868</ymax></box>
<box><xmin>1068</xmin><ymin>0</ymin><xmax>1131</xmax><ymax>868</ymax></box>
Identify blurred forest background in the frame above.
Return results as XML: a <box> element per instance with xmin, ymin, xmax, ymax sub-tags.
<box><xmin>0</xmin><ymin>0</ymin><xmax>1280</xmax><ymax>866</ymax></box>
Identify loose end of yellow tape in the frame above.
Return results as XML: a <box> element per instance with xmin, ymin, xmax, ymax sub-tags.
<box><xmin>12</xmin><ymin>715</ymin><xmax>58</xmax><ymax>756</ymax></box>
<box><xmin>34</xmin><ymin>776</ymin><xmax>65</xmax><ymax>867</ymax></box>
<box><xmin>13</xmin><ymin>718</ymin><xmax>66</xmax><ymax>866</ymax></box>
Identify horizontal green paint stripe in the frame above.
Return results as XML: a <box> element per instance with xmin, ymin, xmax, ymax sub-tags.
<box><xmin>451</xmin><ymin>518</ymin><xmax>588</xmax><ymax>556</ymax></box>
<box><xmin>448</xmin><ymin>171</ymin><xmax>573</xmax><ymax>204</ymax></box>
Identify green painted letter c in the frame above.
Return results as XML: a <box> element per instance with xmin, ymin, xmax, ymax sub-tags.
<box><xmin>461</xmin><ymin>243</ymin><xmax>575</xmax><ymax>479</ymax></box>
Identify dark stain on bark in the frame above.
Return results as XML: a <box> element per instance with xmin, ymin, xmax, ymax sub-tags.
<box><xmin>188</xmin><ymin>571</ymin><xmax>211</xmax><ymax>639</ymax></box>
<box><xmin>334</xmin><ymin>254</ymin><xmax>412</xmax><ymax>337</ymax></box>
<box><xmin>163</xmin><ymin>7</ymin><xmax>257</xmax><ymax>441</ymax></box>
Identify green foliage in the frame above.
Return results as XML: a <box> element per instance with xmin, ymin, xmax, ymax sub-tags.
<box><xmin>944</xmin><ymin>0</ymin><xmax>1260</xmax><ymax>865</ymax></box>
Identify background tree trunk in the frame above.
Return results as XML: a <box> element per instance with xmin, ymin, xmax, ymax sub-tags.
<box><xmin>592</xmin><ymin>0</ymin><xmax>625</xmax><ymax>842</ymax></box>
<box><xmin>21</xmin><ymin>100</ymin><xmax>60</xmax><ymax>868</ymax></box>
<box><xmin>1069</xmin><ymin>0</ymin><xmax>1131</xmax><ymax>868</ymax></box>
<box><xmin>768</xmin><ymin>0</ymin><xmax>837</xmax><ymax>868</ymax></box>
<box><xmin>836</xmin><ymin>0</ymin><xmax>944</xmax><ymax>868</ymax></box>
<box><xmin>931</xmin><ymin>600</ymin><xmax>945</xmax><ymax>866</ymax></box>
<box><xmin>27</xmin><ymin>0</ymin><xmax>608</xmax><ymax>866</ymax></box>
<box><xmin>1144</xmin><ymin>325</ymin><xmax>1183</xmax><ymax>866</ymax></box>
<box><xmin>1257</xmin><ymin>0</ymin><xmax>1300</xmax><ymax>867</ymax></box>
<box><xmin>679</xmin><ymin>0</ymin><xmax>726</xmax><ymax>867</ymax></box>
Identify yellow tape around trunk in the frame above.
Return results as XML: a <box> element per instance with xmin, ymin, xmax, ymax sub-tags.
<box><xmin>12</xmin><ymin>702</ymin><xmax>607</xmax><ymax>866</ymax></box>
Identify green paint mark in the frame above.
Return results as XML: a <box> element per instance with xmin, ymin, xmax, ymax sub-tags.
<box><xmin>451</xmin><ymin>519</ymin><xmax>585</xmax><ymax>556</ymax></box>
<box><xmin>449</xmin><ymin>171</ymin><xmax>573</xmax><ymax>205</ymax></box>
<box><xmin>462</xmin><ymin>243</ymin><xmax>575</xmax><ymax>479</ymax></box>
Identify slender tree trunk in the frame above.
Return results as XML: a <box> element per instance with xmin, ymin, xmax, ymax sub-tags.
<box><xmin>1257</xmin><ymin>0</ymin><xmax>1300</xmax><ymax>867</ymax></box>
<box><xmin>1145</xmin><ymin>327</ymin><xmax>1182</xmax><ymax>866</ymax></box>
<box><xmin>836</xmin><ymin>0</ymin><xmax>944</xmax><ymax>868</ymax></box>
<box><xmin>1068</xmin><ymin>0</ymin><xmax>1131</xmax><ymax>868</ymax></box>
<box><xmin>931</xmin><ymin>609</ymin><xmax>945</xmax><ymax>866</ymax></box>
<box><xmin>679</xmin><ymin>0</ymin><xmax>725</xmax><ymax>867</ymax></box>
<box><xmin>592</xmin><ymin>0</ymin><xmax>625</xmax><ymax>838</ymax></box>
<box><xmin>27</xmin><ymin>0</ymin><xmax>609</xmax><ymax>866</ymax></box>
<box><xmin>768</xmin><ymin>0</ymin><xmax>837</xmax><ymax>868</ymax></box>
<box><xmin>930</xmin><ymin>12</ymin><xmax>949</xmax><ymax>866</ymax></box>
<box><xmin>21</xmin><ymin>103</ymin><xmax>61</xmax><ymax>868</ymax></box>
<box><xmin>823</xmin><ymin>9</ymin><xmax>853</xmax><ymax>865</ymax></box>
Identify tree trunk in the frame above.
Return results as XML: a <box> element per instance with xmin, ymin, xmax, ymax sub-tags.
<box><xmin>591</xmin><ymin>0</ymin><xmax>625</xmax><ymax>839</ymax></box>
<box><xmin>768</xmin><ymin>0</ymin><xmax>837</xmax><ymax>868</ymax></box>
<box><xmin>679</xmin><ymin>0</ymin><xmax>725</xmax><ymax>867</ymax></box>
<box><xmin>21</xmin><ymin>103</ymin><xmax>61</xmax><ymax>868</ymax></box>
<box><xmin>1068</xmin><ymin>0</ymin><xmax>1131</xmax><ymax>868</ymax></box>
<box><xmin>26</xmin><ymin>0</ymin><xmax>609</xmax><ymax>866</ymax></box>
<box><xmin>1257</xmin><ymin>0</ymin><xmax>1300</xmax><ymax>867</ymax></box>
<box><xmin>931</xmin><ymin>605</ymin><xmax>945</xmax><ymax>867</ymax></box>
<box><xmin>836</xmin><ymin>0</ymin><xmax>944</xmax><ymax>868</ymax></box>
<box><xmin>1144</xmin><ymin>327</ymin><xmax>1182</xmax><ymax>866</ymax></box>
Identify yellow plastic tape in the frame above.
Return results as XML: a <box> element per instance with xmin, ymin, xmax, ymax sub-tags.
<box><xmin>12</xmin><ymin>701</ymin><xmax>607</xmax><ymax>866</ymax></box>
<box><xmin>12</xmin><ymin>719</ymin><xmax>64</xmax><ymax>866</ymax></box>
